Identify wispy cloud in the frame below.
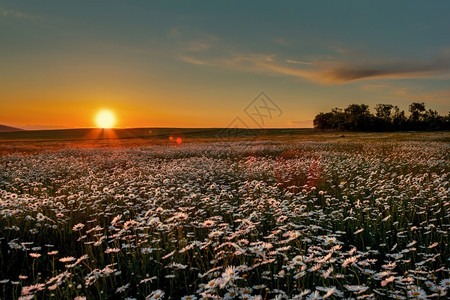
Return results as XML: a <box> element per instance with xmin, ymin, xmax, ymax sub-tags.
<box><xmin>179</xmin><ymin>56</ymin><xmax>210</xmax><ymax>65</ymax></box>
<box><xmin>273</xmin><ymin>38</ymin><xmax>291</xmax><ymax>46</ymax></box>
<box><xmin>0</xmin><ymin>7</ymin><xmax>43</xmax><ymax>20</ymax></box>
<box><xmin>361</xmin><ymin>84</ymin><xmax>391</xmax><ymax>91</ymax></box>
<box><xmin>287</xmin><ymin>120</ymin><xmax>313</xmax><ymax>128</ymax></box>
<box><xmin>179</xmin><ymin>53</ymin><xmax>316</xmax><ymax>80</ymax></box>
<box><xmin>391</xmin><ymin>88</ymin><xmax>408</xmax><ymax>96</ymax></box>
<box><xmin>178</xmin><ymin>45</ymin><xmax>450</xmax><ymax>85</ymax></box>
<box><xmin>412</xmin><ymin>89</ymin><xmax>450</xmax><ymax>105</ymax></box>
<box><xmin>319</xmin><ymin>53</ymin><xmax>450</xmax><ymax>83</ymax></box>
<box><xmin>285</xmin><ymin>59</ymin><xmax>312</xmax><ymax>65</ymax></box>
<box><xmin>168</xmin><ymin>26</ymin><xmax>219</xmax><ymax>52</ymax></box>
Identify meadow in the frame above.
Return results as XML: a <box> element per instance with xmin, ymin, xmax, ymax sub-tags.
<box><xmin>0</xmin><ymin>130</ymin><xmax>449</xmax><ymax>299</ymax></box>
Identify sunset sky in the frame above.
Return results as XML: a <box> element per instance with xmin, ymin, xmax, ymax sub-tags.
<box><xmin>1</xmin><ymin>1</ymin><xmax>449</xmax><ymax>129</ymax></box>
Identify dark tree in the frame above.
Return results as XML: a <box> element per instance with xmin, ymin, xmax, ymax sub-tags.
<box><xmin>391</xmin><ymin>106</ymin><xmax>407</xmax><ymax>130</ymax></box>
<box><xmin>409</xmin><ymin>102</ymin><xmax>426</xmax><ymax>122</ymax></box>
<box><xmin>408</xmin><ymin>102</ymin><xmax>427</xmax><ymax>129</ymax></box>
<box><xmin>313</xmin><ymin>101</ymin><xmax>448</xmax><ymax>131</ymax></box>
<box><xmin>313</xmin><ymin>112</ymin><xmax>334</xmax><ymax>130</ymax></box>
<box><xmin>330</xmin><ymin>108</ymin><xmax>346</xmax><ymax>130</ymax></box>
<box><xmin>375</xmin><ymin>104</ymin><xmax>394</xmax><ymax>120</ymax></box>
<box><xmin>375</xmin><ymin>104</ymin><xmax>394</xmax><ymax>130</ymax></box>
<box><xmin>344</xmin><ymin>104</ymin><xmax>372</xmax><ymax>130</ymax></box>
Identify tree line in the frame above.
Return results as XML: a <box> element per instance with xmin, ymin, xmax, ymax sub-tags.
<box><xmin>313</xmin><ymin>102</ymin><xmax>449</xmax><ymax>131</ymax></box>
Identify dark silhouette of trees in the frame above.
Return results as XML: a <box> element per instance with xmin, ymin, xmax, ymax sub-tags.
<box><xmin>313</xmin><ymin>112</ymin><xmax>334</xmax><ymax>130</ymax></box>
<box><xmin>313</xmin><ymin>102</ymin><xmax>449</xmax><ymax>131</ymax></box>
<box><xmin>408</xmin><ymin>102</ymin><xmax>427</xmax><ymax>130</ymax></box>
<box><xmin>392</xmin><ymin>106</ymin><xmax>408</xmax><ymax>130</ymax></box>
<box><xmin>344</xmin><ymin>104</ymin><xmax>372</xmax><ymax>130</ymax></box>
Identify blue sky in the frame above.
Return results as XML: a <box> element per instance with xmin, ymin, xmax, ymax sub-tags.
<box><xmin>1</xmin><ymin>1</ymin><xmax>449</xmax><ymax>129</ymax></box>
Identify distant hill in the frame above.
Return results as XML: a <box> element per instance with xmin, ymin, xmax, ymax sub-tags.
<box><xmin>0</xmin><ymin>124</ymin><xmax>24</xmax><ymax>132</ymax></box>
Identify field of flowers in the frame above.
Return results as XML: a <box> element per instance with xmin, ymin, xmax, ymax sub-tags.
<box><xmin>0</xmin><ymin>136</ymin><xmax>449</xmax><ymax>299</ymax></box>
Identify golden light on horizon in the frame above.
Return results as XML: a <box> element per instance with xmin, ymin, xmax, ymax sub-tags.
<box><xmin>95</xmin><ymin>110</ymin><xmax>116</xmax><ymax>129</ymax></box>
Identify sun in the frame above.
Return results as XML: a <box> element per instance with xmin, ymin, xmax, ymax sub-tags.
<box><xmin>95</xmin><ymin>110</ymin><xmax>116</xmax><ymax>129</ymax></box>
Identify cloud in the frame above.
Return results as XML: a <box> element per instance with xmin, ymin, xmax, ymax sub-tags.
<box><xmin>319</xmin><ymin>54</ymin><xmax>450</xmax><ymax>83</ymax></box>
<box><xmin>179</xmin><ymin>56</ymin><xmax>210</xmax><ymax>65</ymax></box>
<box><xmin>0</xmin><ymin>7</ymin><xmax>42</xmax><ymax>20</ymax></box>
<box><xmin>285</xmin><ymin>59</ymin><xmax>312</xmax><ymax>65</ymax></box>
<box><xmin>361</xmin><ymin>84</ymin><xmax>391</xmax><ymax>91</ymax></box>
<box><xmin>168</xmin><ymin>26</ymin><xmax>219</xmax><ymax>52</ymax></box>
<box><xmin>411</xmin><ymin>89</ymin><xmax>450</xmax><ymax>105</ymax></box>
<box><xmin>178</xmin><ymin>46</ymin><xmax>450</xmax><ymax>85</ymax></box>
<box><xmin>391</xmin><ymin>89</ymin><xmax>408</xmax><ymax>96</ymax></box>
<box><xmin>218</xmin><ymin>53</ymin><xmax>316</xmax><ymax>79</ymax></box>
<box><xmin>253</xmin><ymin>52</ymin><xmax>450</xmax><ymax>84</ymax></box>
<box><xmin>287</xmin><ymin>120</ymin><xmax>313</xmax><ymax>128</ymax></box>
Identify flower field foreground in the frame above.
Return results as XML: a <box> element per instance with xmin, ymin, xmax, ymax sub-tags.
<box><xmin>0</xmin><ymin>138</ymin><xmax>449</xmax><ymax>299</ymax></box>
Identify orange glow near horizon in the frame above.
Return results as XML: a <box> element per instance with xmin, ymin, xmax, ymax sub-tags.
<box><xmin>95</xmin><ymin>110</ymin><xmax>116</xmax><ymax>129</ymax></box>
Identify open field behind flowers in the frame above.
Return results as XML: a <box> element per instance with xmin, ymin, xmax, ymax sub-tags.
<box><xmin>0</xmin><ymin>131</ymin><xmax>449</xmax><ymax>299</ymax></box>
